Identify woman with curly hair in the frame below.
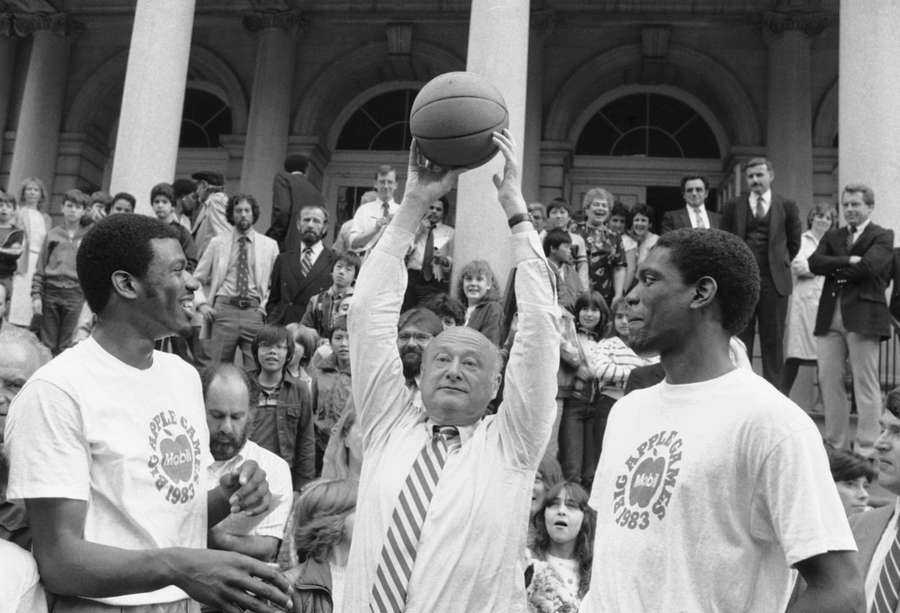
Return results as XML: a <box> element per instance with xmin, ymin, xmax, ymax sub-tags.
<box><xmin>526</xmin><ymin>481</ymin><xmax>595</xmax><ymax>613</ymax></box>
<box><xmin>282</xmin><ymin>478</ymin><xmax>358</xmax><ymax>613</ymax></box>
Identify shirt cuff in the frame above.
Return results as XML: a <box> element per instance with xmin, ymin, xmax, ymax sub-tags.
<box><xmin>510</xmin><ymin>229</ymin><xmax>544</xmax><ymax>264</ymax></box>
<box><xmin>377</xmin><ymin>225</ymin><xmax>416</xmax><ymax>259</ymax></box>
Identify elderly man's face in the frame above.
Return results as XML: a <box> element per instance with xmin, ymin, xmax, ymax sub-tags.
<box><xmin>420</xmin><ymin>327</ymin><xmax>500</xmax><ymax>426</ymax></box>
<box><xmin>397</xmin><ymin>325</ymin><xmax>433</xmax><ymax>380</ymax></box>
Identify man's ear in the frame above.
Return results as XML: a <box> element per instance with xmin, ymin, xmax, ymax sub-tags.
<box><xmin>110</xmin><ymin>270</ymin><xmax>139</xmax><ymax>301</ymax></box>
<box><xmin>689</xmin><ymin>276</ymin><xmax>718</xmax><ymax>310</ymax></box>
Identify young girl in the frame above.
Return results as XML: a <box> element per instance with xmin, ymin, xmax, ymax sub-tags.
<box><xmin>282</xmin><ymin>479</ymin><xmax>358</xmax><ymax>613</ymax></box>
<box><xmin>586</xmin><ymin>296</ymin><xmax>656</xmax><ymax>401</ymax></box>
<box><xmin>526</xmin><ymin>481</ymin><xmax>595</xmax><ymax>613</ymax></box>
<box><xmin>559</xmin><ymin>291</ymin><xmax>610</xmax><ymax>487</ymax></box>
<box><xmin>456</xmin><ymin>259</ymin><xmax>503</xmax><ymax>346</ymax></box>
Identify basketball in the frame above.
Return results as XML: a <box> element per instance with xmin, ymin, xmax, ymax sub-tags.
<box><xmin>409</xmin><ymin>71</ymin><xmax>509</xmax><ymax>169</ymax></box>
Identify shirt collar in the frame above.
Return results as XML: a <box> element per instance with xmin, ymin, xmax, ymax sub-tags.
<box><xmin>686</xmin><ymin>203</ymin><xmax>707</xmax><ymax>214</ymax></box>
<box><xmin>232</xmin><ymin>229</ymin><xmax>255</xmax><ymax>242</ymax></box>
<box><xmin>851</xmin><ymin>218</ymin><xmax>871</xmax><ymax>236</ymax></box>
<box><xmin>750</xmin><ymin>190</ymin><xmax>771</xmax><ymax>206</ymax></box>
<box><xmin>425</xmin><ymin>418</ymin><xmax>478</xmax><ymax>445</ymax></box>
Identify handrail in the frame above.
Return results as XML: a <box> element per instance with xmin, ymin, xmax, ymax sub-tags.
<box><xmin>878</xmin><ymin>316</ymin><xmax>900</xmax><ymax>393</ymax></box>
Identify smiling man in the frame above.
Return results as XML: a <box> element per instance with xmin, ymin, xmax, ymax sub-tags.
<box><xmin>341</xmin><ymin>131</ymin><xmax>559</xmax><ymax>613</ymax></box>
<box><xmin>661</xmin><ymin>175</ymin><xmax>721</xmax><ymax>232</ymax></box>
<box><xmin>582</xmin><ymin>228</ymin><xmax>861</xmax><ymax>613</ymax></box>
<box><xmin>4</xmin><ymin>214</ymin><xmax>290</xmax><ymax>613</ymax></box>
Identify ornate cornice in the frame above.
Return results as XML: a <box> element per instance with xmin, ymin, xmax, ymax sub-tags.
<box><xmin>0</xmin><ymin>11</ymin><xmax>83</xmax><ymax>38</ymax></box>
<box><xmin>243</xmin><ymin>9</ymin><xmax>307</xmax><ymax>33</ymax></box>
<box><xmin>761</xmin><ymin>10</ymin><xmax>833</xmax><ymax>37</ymax></box>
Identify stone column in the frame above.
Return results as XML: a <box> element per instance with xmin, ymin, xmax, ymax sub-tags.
<box><xmin>239</xmin><ymin>10</ymin><xmax>303</xmax><ymax>231</ymax></box>
<box><xmin>0</xmin><ymin>15</ymin><xmax>19</xmax><ymax>174</ymax></box>
<box><xmin>762</xmin><ymin>10</ymin><xmax>827</xmax><ymax>221</ymax></box>
<box><xmin>109</xmin><ymin>0</ymin><xmax>196</xmax><ymax>214</ymax></box>
<box><xmin>6</xmin><ymin>13</ymin><xmax>81</xmax><ymax>203</ymax></box>
<box><xmin>840</xmin><ymin>1</ymin><xmax>900</xmax><ymax>235</ymax></box>
<box><xmin>454</xmin><ymin>0</ymin><xmax>530</xmax><ymax>290</ymax></box>
<box><xmin>522</xmin><ymin>9</ymin><xmax>554</xmax><ymax>203</ymax></box>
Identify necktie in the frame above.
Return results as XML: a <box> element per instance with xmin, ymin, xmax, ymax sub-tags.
<box><xmin>301</xmin><ymin>247</ymin><xmax>313</xmax><ymax>277</ymax></box>
<box><xmin>755</xmin><ymin>195</ymin><xmax>765</xmax><ymax>219</ymax></box>
<box><xmin>694</xmin><ymin>209</ymin><xmax>707</xmax><ymax>229</ymax></box>
<box><xmin>382</xmin><ymin>201</ymin><xmax>390</xmax><ymax>219</ymax></box>
<box><xmin>421</xmin><ymin>226</ymin><xmax>435</xmax><ymax>282</ymax></box>
<box><xmin>370</xmin><ymin>425</ymin><xmax>461</xmax><ymax>612</ymax></box>
<box><xmin>236</xmin><ymin>236</ymin><xmax>250</xmax><ymax>299</ymax></box>
<box><xmin>873</xmin><ymin>519</ymin><xmax>900</xmax><ymax>613</ymax></box>
<box><xmin>847</xmin><ymin>225</ymin><xmax>857</xmax><ymax>252</ymax></box>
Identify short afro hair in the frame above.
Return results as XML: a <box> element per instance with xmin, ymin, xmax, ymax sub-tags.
<box><xmin>654</xmin><ymin>228</ymin><xmax>760</xmax><ymax>335</ymax></box>
<box><xmin>226</xmin><ymin>193</ymin><xmax>261</xmax><ymax>225</ymax></box>
<box><xmin>150</xmin><ymin>182</ymin><xmax>175</xmax><ymax>205</ymax></box>
<box><xmin>76</xmin><ymin>213</ymin><xmax>179</xmax><ymax>314</ymax></box>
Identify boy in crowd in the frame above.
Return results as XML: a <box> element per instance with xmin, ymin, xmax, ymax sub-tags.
<box><xmin>151</xmin><ymin>182</ymin><xmax>198</xmax><ymax>271</ymax></box>
<box><xmin>105</xmin><ymin>192</ymin><xmax>135</xmax><ymax>215</ymax></box>
<box><xmin>545</xmin><ymin>198</ymin><xmax>588</xmax><ymax>291</ymax></box>
<box><xmin>311</xmin><ymin>315</ymin><xmax>352</xmax><ymax>473</ymax></box>
<box><xmin>0</xmin><ymin>191</ymin><xmax>24</xmax><ymax>306</ymax></box>
<box><xmin>301</xmin><ymin>251</ymin><xmax>360</xmax><ymax>339</ymax></box>
<box><xmin>31</xmin><ymin>189</ymin><xmax>90</xmax><ymax>355</ymax></box>
<box><xmin>543</xmin><ymin>228</ymin><xmax>582</xmax><ymax>311</ymax></box>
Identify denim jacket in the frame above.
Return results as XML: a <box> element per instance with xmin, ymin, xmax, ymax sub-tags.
<box><xmin>250</xmin><ymin>374</ymin><xmax>315</xmax><ymax>491</ymax></box>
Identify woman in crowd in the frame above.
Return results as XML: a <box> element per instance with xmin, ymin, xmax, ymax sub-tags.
<box><xmin>578</xmin><ymin>187</ymin><xmax>626</xmax><ymax>307</ymax></box>
<box><xmin>780</xmin><ymin>202</ymin><xmax>835</xmax><ymax>397</ymax></box>
<box><xmin>8</xmin><ymin>177</ymin><xmax>51</xmax><ymax>328</ymax></box>
<box><xmin>526</xmin><ymin>481</ymin><xmax>595</xmax><ymax>613</ymax></box>
<box><xmin>282</xmin><ymin>478</ymin><xmax>359</xmax><ymax>613</ymax></box>
<box><xmin>286</xmin><ymin>322</ymin><xmax>318</xmax><ymax>392</ymax></box>
<box><xmin>627</xmin><ymin>203</ymin><xmax>659</xmax><ymax>270</ymax></box>
<box><xmin>559</xmin><ymin>291</ymin><xmax>610</xmax><ymax>487</ymax></box>
<box><xmin>827</xmin><ymin>445</ymin><xmax>876</xmax><ymax>517</ymax></box>
<box><xmin>457</xmin><ymin>258</ymin><xmax>503</xmax><ymax>346</ymax></box>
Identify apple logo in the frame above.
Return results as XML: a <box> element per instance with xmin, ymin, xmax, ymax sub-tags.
<box><xmin>629</xmin><ymin>453</ymin><xmax>665</xmax><ymax>508</ymax></box>
<box><xmin>159</xmin><ymin>432</ymin><xmax>194</xmax><ymax>483</ymax></box>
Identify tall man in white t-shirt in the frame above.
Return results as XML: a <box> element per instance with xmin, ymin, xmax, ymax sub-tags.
<box><xmin>341</xmin><ymin>131</ymin><xmax>559</xmax><ymax>612</ymax></box>
<box><xmin>582</xmin><ymin>228</ymin><xmax>861</xmax><ymax>613</ymax></box>
<box><xmin>4</xmin><ymin>214</ymin><xmax>291</xmax><ymax>612</ymax></box>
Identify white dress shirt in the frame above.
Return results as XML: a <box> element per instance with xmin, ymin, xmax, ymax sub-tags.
<box><xmin>686</xmin><ymin>204</ymin><xmax>711</xmax><ymax>229</ymax></box>
<box><xmin>749</xmin><ymin>189</ymin><xmax>772</xmax><ymax>218</ymax></box>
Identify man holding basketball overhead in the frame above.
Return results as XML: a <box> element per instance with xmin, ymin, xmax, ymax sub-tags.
<box><xmin>341</xmin><ymin>130</ymin><xmax>559</xmax><ymax>613</ymax></box>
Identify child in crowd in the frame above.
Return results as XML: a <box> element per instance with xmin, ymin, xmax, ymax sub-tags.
<box><xmin>826</xmin><ymin>445</ymin><xmax>877</xmax><ymax>517</ymax></box>
<box><xmin>526</xmin><ymin>481</ymin><xmax>595</xmax><ymax>613</ymax></box>
<box><xmin>282</xmin><ymin>478</ymin><xmax>359</xmax><ymax>613</ymax></box>
<box><xmin>105</xmin><ymin>191</ymin><xmax>135</xmax><ymax>215</ymax></box>
<box><xmin>457</xmin><ymin>259</ymin><xmax>503</xmax><ymax>345</ymax></box>
<box><xmin>311</xmin><ymin>316</ymin><xmax>352</xmax><ymax>474</ymax></box>
<box><xmin>0</xmin><ymin>191</ymin><xmax>24</xmax><ymax>307</ymax></box>
<box><xmin>88</xmin><ymin>190</ymin><xmax>111</xmax><ymax>223</ymax></box>
<box><xmin>586</xmin><ymin>296</ymin><xmax>656</xmax><ymax>401</ymax></box>
<box><xmin>31</xmin><ymin>189</ymin><xmax>90</xmax><ymax>355</ymax></box>
<box><xmin>423</xmin><ymin>292</ymin><xmax>466</xmax><ymax>330</ymax></box>
<box><xmin>150</xmin><ymin>182</ymin><xmax>198</xmax><ymax>270</ymax></box>
<box><xmin>607</xmin><ymin>201</ymin><xmax>638</xmax><ymax>291</ymax></box>
<box><xmin>301</xmin><ymin>252</ymin><xmax>360</xmax><ymax>339</ymax></box>
<box><xmin>286</xmin><ymin>322</ymin><xmax>318</xmax><ymax>392</ymax></box>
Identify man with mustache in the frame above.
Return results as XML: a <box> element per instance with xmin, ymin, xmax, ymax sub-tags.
<box><xmin>397</xmin><ymin>307</ymin><xmax>443</xmax><ymax>386</ymax></box>
<box><xmin>267</xmin><ymin>204</ymin><xmax>338</xmax><ymax>326</ymax></box>
<box><xmin>204</xmin><ymin>363</ymin><xmax>293</xmax><ymax>563</ymax></box>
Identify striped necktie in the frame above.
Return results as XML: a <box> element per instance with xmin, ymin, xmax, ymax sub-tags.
<box><xmin>873</xmin><ymin>518</ymin><xmax>900</xmax><ymax>613</ymax></box>
<box><xmin>301</xmin><ymin>247</ymin><xmax>313</xmax><ymax>277</ymax></box>
<box><xmin>370</xmin><ymin>425</ymin><xmax>461</xmax><ymax>612</ymax></box>
<box><xmin>236</xmin><ymin>236</ymin><xmax>250</xmax><ymax>299</ymax></box>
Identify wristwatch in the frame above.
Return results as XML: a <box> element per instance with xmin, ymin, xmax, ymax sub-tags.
<box><xmin>507</xmin><ymin>212</ymin><xmax>534</xmax><ymax>228</ymax></box>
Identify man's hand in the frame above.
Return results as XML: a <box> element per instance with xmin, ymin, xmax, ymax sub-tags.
<box><xmin>404</xmin><ymin>139</ymin><xmax>463</xmax><ymax>206</ymax></box>
<box><xmin>198</xmin><ymin>303</ymin><xmax>216</xmax><ymax>323</ymax></box>
<box><xmin>491</xmin><ymin>129</ymin><xmax>527</xmax><ymax>218</ymax></box>
<box><xmin>849</xmin><ymin>255</ymin><xmax>862</xmax><ymax>265</ymax></box>
<box><xmin>218</xmin><ymin>460</ymin><xmax>271</xmax><ymax>516</ymax></box>
<box><xmin>31</xmin><ymin>297</ymin><xmax>42</xmax><ymax>316</ymax></box>
<box><xmin>168</xmin><ymin>547</ymin><xmax>292</xmax><ymax>613</ymax></box>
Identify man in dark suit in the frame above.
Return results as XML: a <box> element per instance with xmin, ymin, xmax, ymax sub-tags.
<box><xmin>849</xmin><ymin>387</ymin><xmax>900</xmax><ymax>611</ymax></box>
<box><xmin>266</xmin><ymin>154</ymin><xmax>326</xmax><ymax>253</ymax></box>
<box><xmin>810</xmin><ymin>183</ymin><xmax>894</xmax><ymax>458</ymax></box>
<box><xmin>266</xmin><ymin>204</ymin><xmax>337</xmax><ymax>325</ymax></box>
<box><xmin>721</xmin><ymin>157</ymin><xmax>801</xmax><ymax>385</ymax></box>
<box><xmin>660</xmin><ymin>175</ymin><xmax>721</xmax><ymax>233</ymax></box>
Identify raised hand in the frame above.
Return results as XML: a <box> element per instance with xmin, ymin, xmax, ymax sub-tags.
<box><xmin>491</xmin><ymin>129</ymin><xmax>526</xmax><ymax>217</ymax></box>
<box><xmin>404</xmin><ymin>139</ymin><xmax>463</xmax><ymax>206</ymax></box>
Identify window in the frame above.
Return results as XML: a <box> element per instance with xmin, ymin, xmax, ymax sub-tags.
<box><xmin>337</xmin><ymin>89</ymin><xmax>417</xmax><ymax>151</ymax></box>
<box><xmin>179</xmin><ymin>88</ymin><xmax>232</xmax><ymax>148</ymax></box>
<box><xmin>576</xmin><ymin>93</ymin><xmax>719</xmax><ymax>158</ymax></box>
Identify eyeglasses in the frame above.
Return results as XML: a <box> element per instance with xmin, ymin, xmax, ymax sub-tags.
<box><xmin>398</xmin><ymin>332</ymin><xmax>432</xmax><ymax>342</ymax></box>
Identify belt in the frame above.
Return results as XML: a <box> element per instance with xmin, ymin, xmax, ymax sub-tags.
<box><xmin>219</xmin><ymin>296</ymin><xmax>260</xmax><ymax>309</ymax></box>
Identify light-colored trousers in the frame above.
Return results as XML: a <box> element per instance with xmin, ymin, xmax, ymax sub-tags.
<box><xmin>51</xmin><ymin>597</ymin><xmax>199</xmax><ymax>613</ymax></box>
<box><xmin>818</xmin><ymin>304</ymin><xmax>882</xmax><ymax>457</ymax></box>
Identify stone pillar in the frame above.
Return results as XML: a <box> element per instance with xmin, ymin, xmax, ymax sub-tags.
<box><xmin>0</xmin><ymin>16</ymin><xmax>19</xmax><ymax>175</ymax></box>
<box><xmin>239</xmin><ymin>10</ymin><xmax>303</xmax><ymax>231</ymax></box>
<box><xmin>454</xmin><ymin>0</ymin><xmax>530</xmax><ymax>290</ymax></box>
<box><xmin>522</xmin><ymin>9</ymin><xmax>554</xmax><ymax>203</ymax></box>
<box><xmin>840</xmin><ymin>1</ymin><xmax>900</xmax><ymax>235</ymax></box>
<box><xmin>6</xmin><ymin>13</ymin><xmax>81</xmax><ymax>204</ymax></box>
<box><xmin>762</xmin><ymin>10</ymin><xmax>827</xmax><ymax>221</ymax></box>
<box><xmin>109</xmin><ymin>0</ymin><xmax>195</xmax><ymax>215</ymax></box>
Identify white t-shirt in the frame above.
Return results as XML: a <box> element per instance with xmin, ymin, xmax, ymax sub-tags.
<box><xmin>207</xmin><ymin>439</ymin><xmax>293</xmax><ymax>539</ymax></box>
<box><xmin>4</xmin><ymin>337</ymin><xmax>211</xmax><ymax>606</ymax></box>
<box><xmin>0</xmin><ymin>541</ymin><xmax>49</xmax><ymax>613</ymax></box>
<box><xmin>582</xmin><ymin>367</ymin><xmax>856</xmax><ymax>613</ymax></box>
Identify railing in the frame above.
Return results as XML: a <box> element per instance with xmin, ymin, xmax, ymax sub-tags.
<box><xmin>878</xmin><ymin>316</ymin><xmax>900</xmax><ymax>393</ymax></box>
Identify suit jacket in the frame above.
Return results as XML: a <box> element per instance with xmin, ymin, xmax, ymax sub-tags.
<box><xmin>808</xmin><ymin>223</ymin><xmax>894</xmax><ymax>339</ymax></box>
<box><xmin>660</xmin><ymin>207</ymin><xmax>721</xmax><ymax>233</ymax></box>
<box><xmin>266</xmin><ymin>245</ymin><xmax>338</xmax><ymax>325</ymax></box>
<box><xmin>852</xmin><ymin>503</ymin><xmax>896</xmax><ymax>610</ymax></box>
<box><xmin>193</xmin><ymin>229</ymin><xmax>280</xmax><ymax>314</ymax></box>
<box><xmin>721</xmin><ymin>193</ymin><xmax>802</xmax><ymax>296</ymax></box>
<box><xmin>266</xmin><ymin>171</ymin><xmax>326</xmax><ymax>253</ymax></box>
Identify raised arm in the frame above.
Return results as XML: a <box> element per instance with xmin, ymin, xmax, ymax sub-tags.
<box><xmin>348</xmin><ymin>141</ymin><xmax>462</xmax><ymax>443</ymax></box>
<box><xmin>492</xmin><ymin>131</ymin><xmax>561</xmax><ymax>469</ymax></box>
